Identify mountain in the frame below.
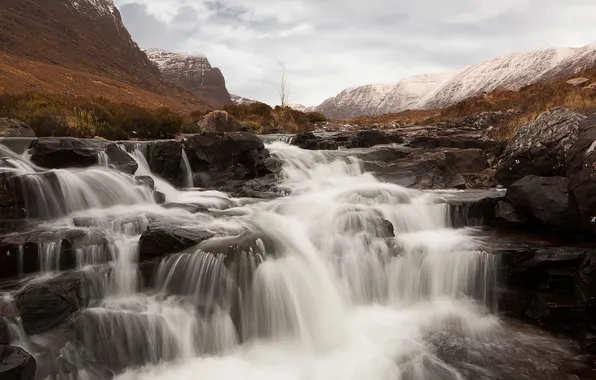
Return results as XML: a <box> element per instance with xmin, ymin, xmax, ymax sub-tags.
<box><xmin>315</xmin><ymin>42</ymin><xmax>596</xmax><ymax>119</ymax></box>
<box><xmin>287</xmin><ymin>104</ymin><xmax>314</xmax><ymax>112</ymax></box>
<box><xmin>231</xmin><ymin>94</ymin><xmax>258</xmax><ymax>105</ymax></box>
<box><xmin>0</xmin><ymin>0</ymin><xmax>213</xmax><ymax>112</ymax></box>
<box><xmin>144</xmin><ymin>49</ymin><xmax>233</xmax><ymax>105</ymax></box>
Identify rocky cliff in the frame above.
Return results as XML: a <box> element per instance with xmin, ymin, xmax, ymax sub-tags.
<box><xmin>145</xmin><ymin>49</ymin><xmax>233</xmax><ymax>105</ymax></box>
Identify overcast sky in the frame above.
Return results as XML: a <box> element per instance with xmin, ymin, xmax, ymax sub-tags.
<box><xmin>114</xmin><ymin>0</ymin><xmax>596</xmax><ymax>106</ymax></box>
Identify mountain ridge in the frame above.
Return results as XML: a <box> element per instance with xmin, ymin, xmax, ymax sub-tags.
<box><xmin>315</xmin><ymin>42</ymin><xmax>596</xmax><ymax>119</ymax></box>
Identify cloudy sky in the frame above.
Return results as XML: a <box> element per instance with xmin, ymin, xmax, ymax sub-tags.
<box><xmin>114</xmin><ymin>0</ymin><xmax>596</xmax><ymax>106</ymax></box>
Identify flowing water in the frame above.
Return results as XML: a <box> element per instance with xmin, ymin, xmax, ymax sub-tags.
<box><xmin>0</xmin><ymin>141</ymin><xmax>588</xmax><ymax>380</ymax></box>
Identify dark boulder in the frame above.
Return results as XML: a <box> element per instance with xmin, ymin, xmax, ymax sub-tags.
<box><xmin>494</xmin><ymin>200</ymin><xmax>527</xmax><ymax>227</ymax></box>
<box><xmin>291</xmin><ymin>132</ymin><xmax>342</xmax><ymax>150</ymax></box>
<box><xmin>495</xmin><ymin>108</ymin><xmax>586</xmax><ymax>187</ymax></box>
<box><xmin>445</xmin><ymin>149</ymin><xmax>489</xmax><ymax>174</ymax></box>
<box><xmin>184</xmin><ymin>132</ymin><xmax>273</xmax><ymax>189</ymax></box>
<box><xmin>566</xmin><ymin>114</ymin><xmax>596</xmax><ymax>232</ymax></box>
<box><xmin>138</xmin><ymin>223</ymin><xmax>214</xmax><ymax>261</ymax></box>
<box><xmin>406</xmin><ymin>135</ymin><xmax>504</xmax><ymax>162</ymax></box>
<box><xmin>29</xmin><ymin>138</ymin><xmax>137</xmax><ymax>174</ymax></box>
<box><xmin>143</xmin><ymin>141</ymin><xmax>183</xmax><ymax>187</ymax></box>
<box><xmin>0</xmin><ymin>240</ymin><xmax>39</xmax><ymax>280</ymax></box>
<box><xmin>0</xmin><ymin>118</ymin><xmax>36</xmax><ymax>138</ymax></box>
<box><xmin>135</xmin><ymin>176</ymin><xmax>155</xmax><ymax>191</ymax></box>
<box><xmin>506</xmin><ymin>176</ymin><xmax>571</xmax><ymax>229</ymax></box>
<box><xmin>0</xmin><ymin>346</ymin><xmax>36</xmax><ymax>380</ymax></box>
<box><xmin>199</xmin><ymin>110</ymin><xmax>242</xmax><ymax>132</ymax></box>
<box><xmin>348</xmin><ymin>130</ymin><xmax>395</xmax><ymax>148</ymax></box>
<box><xmin>0</xmin><ymin>172</ymin><xmax>26</xmax><ymax>220</ymax></box>
<box><xmin>15</xmin><ymin>274</ymin><xmax>90</xmax><ymax>336</ymax></box>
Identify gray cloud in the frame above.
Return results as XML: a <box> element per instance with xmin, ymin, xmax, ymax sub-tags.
<box><xmin>115</xmin><ymin>0</ymin><xmax>596</xmax><ymax>106</ymax></box>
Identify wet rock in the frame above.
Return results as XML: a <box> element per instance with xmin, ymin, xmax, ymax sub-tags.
<box><xmin>16</xmin><ymin>274</ymin><xmax>90</xmax><ymax>336</ymax></box>
<box><xmin>153</xmin><ymin>191</ymin><xmax>166</xmax><ymax>204</ymax></box>
<box><xmin>138</xmin><ymin>223</ymin><xmax>214</xmax><ymax>261</ymax></box>
<box><xmin>445</xmin><ymin>149</ymin><xmax>489</xmax><ymax>174</ymax></box>
<box><xmin>199</xmin><ymin>110</ymin><xmax>242</xmax><ymax>132</ymax></box>
<box><xmin>291</xmin><ymin>132</ymin><xmax>343</xmax><ymax>150</ymax></box>
<box><xmin>144</xmin><ymin>141</ymin><xmax>183</xmax><ymax>187</ymax></box>
<box><xmin>575</xmin><ymin>252</ymin><xmax>596</xmax><ymax>318</ymax></box>
<box><xmin>0</xmin><ymin>346</ymin><xmax>36</xmax><ymax>380</ymax></box>
<box><xmin>462</xmin><ymin>169</ymin><xmax>497</xmax><ymax>189</ymax></box>
<box><xmin>525</xmin><ymin>293</ymin><xmax>584</xmax><ymax>331</ymax></box>
<box><xmin>0</xmin><ymin>172</ymin><xmax>26</xmax><ymax>220</ymax></box>
<box><xmin>135</xmin><ymin>176</ymin><xmax>155</xmax><ymax>191</ymax></box>
<box><xmin>30</xmin><ymin>138</ymin><xmax>137</xmax><ymax>174</ymax></box>
<box><xmin>0</xmin><ymin>119</ymin><xmax>36</xmax><ymax>138</ymax></box>
<box><xmin>348</xmin><ymin>130</ymin><xmax>396</xmax><ymax>148</ymax></box>
<box><xmin>566</xmin><ymin>114</ymin><xmax>596</xmax><ymax>232</ymax></box>
<box><xmin>184</xmin><ymin>132</ymin><xmax>272</xmax><ymax>189</ymax></box>
<box><xmin>446</xmin><ymin>191</ymin><xmax>504</xmax><ymax>227</ymax></box>
<box><xmin>495</xmin><ymin>108</ymin><xmax>586</xmax><ymax>187</ymax></box>
<box><xmin>0</xmin><ymin>240</ymin><xmax>39</xmax><ymax>280</ymax></box>
<box><xmin>494</xmin><ymin>200</ymin><xmax>527</xmax><ymax>227</ymax></box>
<box><xmin>406</xmin><ymin>135</ymin><xmax>504</xmax><ymax>162</ymax></box>
<box><xmin>506</xmin><ymin>176</ymin><xmax>571</xmax><ymax>229</ymax></box>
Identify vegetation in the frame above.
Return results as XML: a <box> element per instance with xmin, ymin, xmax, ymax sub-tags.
<box><xmin>0</xmin><ymin>93</ymin><xmax>317</xmax><ymax>139</ymax></box>
<box><xmin>345</xmin><ymin>68</ymin><xmax>596</xmax><ymax>141</ymax></box>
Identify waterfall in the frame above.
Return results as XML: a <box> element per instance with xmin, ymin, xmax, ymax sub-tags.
<box><xmin>0</xmin><ymin>140</ymin><xmax>581</xmax><ymax>380</ymax></box>
<box><xmin>180</xmin><ymin>149</ymin><xmax>194</xmax><ymax>188</ymax></box>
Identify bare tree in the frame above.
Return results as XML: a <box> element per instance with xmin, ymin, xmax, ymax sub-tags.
<box><xmin>279</xmin><ymin>65</ymin><xmax>290</xmax><ymax>107</ymax></box>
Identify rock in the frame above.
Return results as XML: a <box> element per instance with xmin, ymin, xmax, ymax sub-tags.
<box><xmin>291</xmin><ymin>132</ymin><xmax>342</xmax><ymax>150</ymax></box>
<box><xmin>153</xmin><ymin>191</ymin><xmax>166</xmax><ymax>204</ymax></box>
<box><xmin>15</xmin><ymin>274</ymin><xmax>90</xmax><ymax>336</ymax></box>
<box><xmin>566</xmin><ymin>114</ymin><xmax>596</xmax><ymax>232</ymax></box>
<box><xmin>462</xmin><ymin>169</ymin><xmax>497</xmax><ymax>189</ymax></box>
<box><xmin>143</xmin><ymin>141</ymin><xmax>183</xmax><ymax>187</ymax></box>
<box><xmin>135</xmin><ymin>176</ymin><xmax>155</xmax><ymax>191</ymax></box>
<box><xmin>183</xmin><ymin>132</ymin><xmax>273</xmax><ymax>189</ymax></box>
<box><xmin>0</xmin><ymin>240</ymin><xmax>39</xmax><ymax>280</ymax></box>
<box><xmin>506</xmin><ymin>176</ymin><xmax>571</xmax><ymax>229</ymax></box>
<box><xmin>0</xmin><ymin>119</ymin><xmax>36</xmax><ymax>138</ymax></box>
<box><xmin>575</xmin><ymin>251</ymin><xmax>596</xmax><ymax>319</ymax></box>
<box><xmin>495</xmin><ymin>108</ymin><xmax>586</xmax><ymax>187</ymax></box>
<box><xmin>0</xmin><ymin>346</ymin><xmax>36</xmax><ymax>380</ymax></box>
<box><xmin>199</xmin><ymin>110</ymin><xmax>242</xmax><ymax>132</ymax></box>
<box><xmin>138</xmin><ymin>223</ymin><xmax>214</xmax><ymax>262</ymax></box>
<box><xmin>0</xmin><ymin>172</ymin><xmax>26</xmax><ymax>220</ymax></box>
<box><xmin>30</xmin><ymin>138</ymin><xmax>137</xmax><ymax>174</ymax></box>
<box><xmin>494</xmin><ymin>200</ymin><xmax>527</xmax><ymax>226</ymax></box>
<box><xmin>349</xmin><ymin>130</ymin><xmax>394</xmax><ymax>148</ymax></box>
<box><xmin>162</xmin><ymin>203</ymin><xmax>210</xmax><ymax>214</ymax></box>
<box><xmin>566</xmin><ymin>77</ymin><xmax>590</xmax><ymax>87</ymax></box>
<box><xmin>445</xmin><ymin>149</ymin><xmax>489</xmax><ymax>174</ymax></box>
<box><xmin>446</xmin><ymin>191</ymin><xmax>503</xmax><ymax>227</ymax></box>
<box><xmin>406</xmin><ymin>136</ymin><xmax>504</xmax><ymax>162</ymax></box>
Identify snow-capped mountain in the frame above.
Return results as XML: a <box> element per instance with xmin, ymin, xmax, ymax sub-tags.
<box><xmin>315</xmin><ymin>42</ymin><xmax>596</xmax><ymax>119</ymax></box>
<box><xmin>422</xmin><ymin>48</ymin><xmax>574</xmax><ymax>109</ymax></box>
<box><xmin>287</xmin><ymin>104</ymin><xmax>314</xmax><ymax>112</ymax></box>
<box><xmin>231</xmin><ymin>94</ymin><xmax>258</xmax><ymax>105</ymax></box>
<box><xmin>144</xmin><ymin>49</ymin><xmax>232</xmax><ymax>105</ymax></box>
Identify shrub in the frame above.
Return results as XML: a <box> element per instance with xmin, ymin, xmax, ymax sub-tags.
<box><xmin>306</xmin><ymin>112</ymin><xmax>327</xmax><ymax>123</ymax></box>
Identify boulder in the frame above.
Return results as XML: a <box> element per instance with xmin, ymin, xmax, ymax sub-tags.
<box><xmin>0</xmin><ymin>346</ymin><xmax>36</xmax><ymax>380</ymax></box>
<box><xmin>348</xmin><ymin>130</ymin><xmax>395</xmax><ymax>148</ymax></box>
<box><xmin>445</xmin><ymin>149</ymin><xmax>489</xmax><ymax>174</ymax></box>
<box><xmin>291</xmin><ymin>132</ymin><xmax>343</xmax><ymax>150</ymax></box>
<box><xmin>143</xmin><ymin>141</ymin><xmax>183</xmax><ymax>187</ymax></box>
<box><xmin>15</xmin><ymin>274</ymin><xmax>90</xmax><ymax>336</ymax></box>
<box><xmin>135</xmin><ymin>176</ymin><xmax>155</xmax><ymax>191</ymax></box>
<box><xmin>494</xmin><ymin>200</ymin><xmax>527</xmax><ymax>227</ymax></box>
<box><xmin>0</xmin><ymin>119</ymin><xmax>36</xmax><ymax>138</ymax></box>
<box><xmin>138</xmin><ymin>223</ymin><xmax>214</xmax><ymax>262</ymax></box>
<box><xmin>566</xmin><ymin>114</ymin><xmax>596</xmax><ymax>231</ymax></box>
<box><xmin>506</xmin><ymin>176</ymin><xmax>571</xmax><ymax>229</ymax></box>
<box><xmin>183</xmin><ymin>132</ymin><xmax>274</xmax><ymax>189</ymax></box>
<box><xmin>495</xmin><ymin>108</ymin><xmax>586</xmax><ymax>187</ymax></box>
<box><xmin>30</xmin><ymin>138</ymin><xmax>137</xmax><ymax>174</ymax></box>
<box><xmin>198</xmin><ymin>110</ymin><xmax>242</xmax><ymax>132</ymax></box>
<box><xmin>0</xmin><ymin>172</ymin><xmax>26</xmax><ymax>220</ymax></box>
<box><xmin>406</xmin><ymin>136</ymin><xmax>504</xmax><ymax>162</ymax></box>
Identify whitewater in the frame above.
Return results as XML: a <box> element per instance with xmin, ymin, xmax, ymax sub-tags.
<box><xmin>0</xmin><ymin>140</ymin><xmax>585</xmax><ymax>380</ymax></box>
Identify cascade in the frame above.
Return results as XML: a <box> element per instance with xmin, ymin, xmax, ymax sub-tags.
<box><xmin>0</xmin><ymin>139</ymin><xmax>584</xmax><ymax>380</ymax></box>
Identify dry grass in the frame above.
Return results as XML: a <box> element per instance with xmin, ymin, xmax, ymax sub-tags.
<box><xmin>340</xmin><ymin>68</ymin><xmax>596</xmax><ymax>140</ymax></box>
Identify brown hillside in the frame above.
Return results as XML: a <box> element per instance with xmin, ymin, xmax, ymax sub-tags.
<box><xmin>0</xmin><ymin>0</ymin><xmax>215</xmax><ymax>112</ymax></box>
<box><xmin>344</xmin><ymin>68</ymin><xmax>596</xmax><ymax>140</ymax></box>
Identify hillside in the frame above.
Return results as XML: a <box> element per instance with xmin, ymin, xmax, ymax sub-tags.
<box><xmin>0</xmin><ymin>0</ymin><xmax>214</xmax><ymax>112</ymax></box>
<box><xmin>315</xmin><ymin>42</ymin><xmax>596</xmax><ymax>119</ymax></box>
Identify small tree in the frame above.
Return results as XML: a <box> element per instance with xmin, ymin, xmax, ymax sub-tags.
<box><xmin>279</xmin><ymin>65</ymin><xmax>290</xmax><ymax>107</ymax></box>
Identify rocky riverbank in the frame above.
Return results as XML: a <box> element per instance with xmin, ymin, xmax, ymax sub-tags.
<box><xmin>1</xmin><ymin>112</ymin><xmax>596</xmax><ymax>378</ymax></box>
